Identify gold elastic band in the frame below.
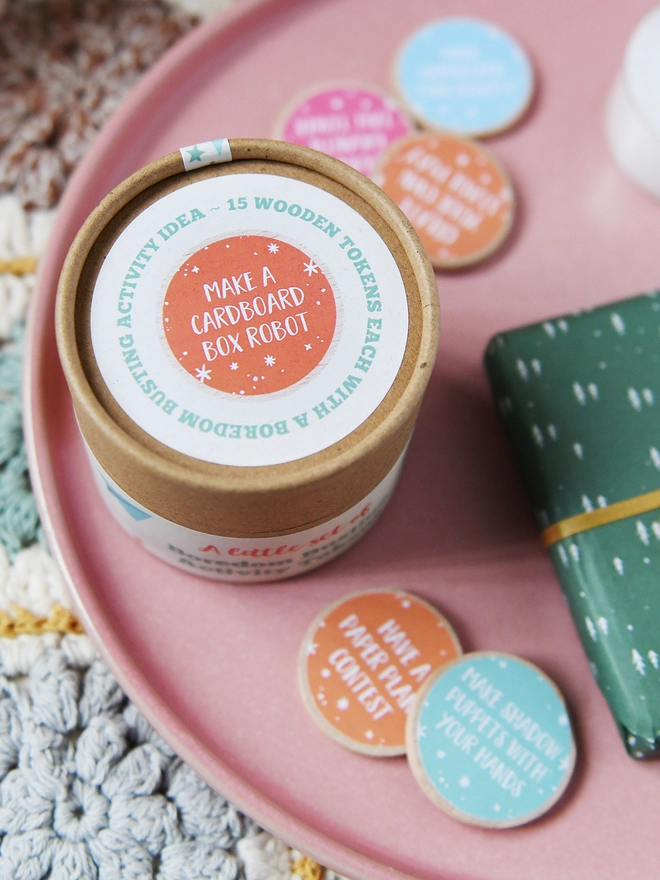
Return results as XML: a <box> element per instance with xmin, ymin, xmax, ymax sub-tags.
<box><xmin>542</xmin><ymin>488</ymin><xmax>660</xmax><ymax>547</ymax></box>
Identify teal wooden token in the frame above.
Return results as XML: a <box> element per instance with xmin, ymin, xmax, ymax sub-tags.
<box><xmin>406</xmin><ymin>652</ymin><xmax>576</xmax><ymax>828</ymax></box>
<box><xmin>394</xmin><ymin>18</ymin><xmax>534</xmax><ymax>137</ymax></box>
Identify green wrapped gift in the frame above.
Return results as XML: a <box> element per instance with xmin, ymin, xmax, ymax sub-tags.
<box><xmin>484</xmin><ymin>290</ymin><xmax>660</xmax><ymax>759</ymax></box>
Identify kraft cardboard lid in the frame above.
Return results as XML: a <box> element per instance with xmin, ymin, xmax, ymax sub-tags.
<box><xmin>56</xmin><ymin>139</ymin><xmax>438</xmax><ymax>535</ymax></box>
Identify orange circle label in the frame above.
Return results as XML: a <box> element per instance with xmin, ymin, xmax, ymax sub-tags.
<box><xmin>163</xmin><ymin>235</ymin><xmax>337</xmax><ymax>395</ymax></box>
<box><xmin>374</xmin><ymin>134</ymin><xmax>514</xmax><ymax>268</ymax></box>
<box><xmin>300</xmin><ymin>589</ymin><xmax>461</xmax><ymax>755</ymax></box>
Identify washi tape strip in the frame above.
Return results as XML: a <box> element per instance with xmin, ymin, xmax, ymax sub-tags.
<box><xmin>394</xmin><ymin>18</ymin><xmax>534</xmax><ymax>137</ymax></box>
<box><xmin>180</xmin><ymin>139</ymin><xmax>232</xmax><ymax>171</ymax></box>
<box><xmin>406</xmin><ymin>652</ymin><xmax>576</xmax><ymax>828</ymax></box>
<box><xmin>373</xmin><ymin>132</ymin><xmax>514</xmax><ymax>269</ymax></box>
<box><xmin>299</xmin><ymin>589</ymin><xmax>462</xmax><ymax>756</ymax></box>
<box><xmin>274</xmin><ymin>83</ymin><xmax>412</xmax><ymax>177</ymax></box>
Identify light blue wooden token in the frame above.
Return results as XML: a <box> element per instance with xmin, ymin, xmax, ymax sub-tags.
<box><xmin>395</xmin><ymin>18</ymin><xmax>534</xmax><ymax>137</ymax></box>
<box><xmin>406</xmin><ymin>652</ymin><xmax>576</xmax><ymax>828</ymax></box>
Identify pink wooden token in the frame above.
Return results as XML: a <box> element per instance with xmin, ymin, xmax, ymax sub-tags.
<box><xmin>274</xmin><ymin>83</ymin><xmax>412</xmax><ymax>177</ymax></box>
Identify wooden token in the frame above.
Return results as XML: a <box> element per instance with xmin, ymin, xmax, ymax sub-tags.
<box><xmin>274</xmin><ymin>82</ymin><xmax>412</xmax><ymax>177</ymax></box>
<box><xmin>299</xmin><ymin>589</ymin><xmax>462</xmax><ymax>756</ymax></box>
<box><xmin>406</xmin><ymin>652</ymin><xmax>576</xmax><ymax>828</ymax></box>
<box><xmin>373</xmin><ymin>132</ymin><xmax>515</xmax><ymax>269</ymax></box>
<box><xmin>394</xmin><ymin>17</ymin><xmax>534</xmax><ymax>137</ymax></box>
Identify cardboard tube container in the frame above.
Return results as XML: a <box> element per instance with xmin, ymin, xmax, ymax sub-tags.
<box><xmin>56</xmin><ymin>138</ymin><xmax>438</xmax><ymax>582</ymax></box>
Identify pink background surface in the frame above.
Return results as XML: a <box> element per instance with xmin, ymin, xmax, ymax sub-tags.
<box><xmin>24</xmin><ymin>1</ymin><xmax>660</xmax><ymax>878</ymax></box>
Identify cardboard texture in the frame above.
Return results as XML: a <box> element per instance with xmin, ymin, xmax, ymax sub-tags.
<box><xmin>484</xmin><ymin>291</ymin><xmax>660</xmax><ymax>757</ymax></box>
<box><xmin>56</xmin><ymin>139</ymin><xmax>438</xmax><ymax>537</ymax></box>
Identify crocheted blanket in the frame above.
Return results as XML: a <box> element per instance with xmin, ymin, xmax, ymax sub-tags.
<box><xmin>0</xmin><ymin>1</ymin><xmax>335</xmax><ymax>878</ymax></box>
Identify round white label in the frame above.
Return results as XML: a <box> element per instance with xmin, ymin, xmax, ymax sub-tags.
<box><xmin>91</xmin><ymin>173</ymin><xmax>409</xmax><ymax>466</ymax></box>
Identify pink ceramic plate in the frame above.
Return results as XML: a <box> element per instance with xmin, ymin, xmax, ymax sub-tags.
<box><xmin>24</xmin><ymin>1</ymin><xmax>660</xmax><ymax>878</ymax></box>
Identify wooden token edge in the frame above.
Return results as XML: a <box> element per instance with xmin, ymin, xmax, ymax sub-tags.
<box><xmin>405</xmin><ymin>650</ymin><xmax>577</xmax><ymax>829</ymax></box>
<box><xmin>390</xmin><ymin>16</ymin><xmax>535</xmax><ymax>139</ymax></box>
<box><xmin>372</xmin><ymin>132</ymin><xmax>516</xmax><ymax>270</ymax></box>
<box><xmin>298</xmin><ymin>587</ymin><xmax>463</xmax><ymax>757</ymax></box>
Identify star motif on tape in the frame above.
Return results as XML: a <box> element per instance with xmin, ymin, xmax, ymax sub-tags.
<box><xmin>186</xmin><ymin>145</ymin><xmax>205</xmax><ymax>164</ymax></box>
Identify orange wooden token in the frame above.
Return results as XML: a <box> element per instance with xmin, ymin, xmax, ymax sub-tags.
<box><xmin>299</xmin><ymin>589</ymin><xmax>462</xmax><ymax>756</ymax></box>
<box><xmin>373</xmin><ymin>133</ymin><xmax>515</xmax><ymax>269</ymax></box>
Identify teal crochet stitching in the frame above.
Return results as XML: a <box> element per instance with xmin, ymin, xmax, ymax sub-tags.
<box><xmin>0</xmin><ymin>323</ymin><xmax>42</xmax><ymax>559</ymax></box>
